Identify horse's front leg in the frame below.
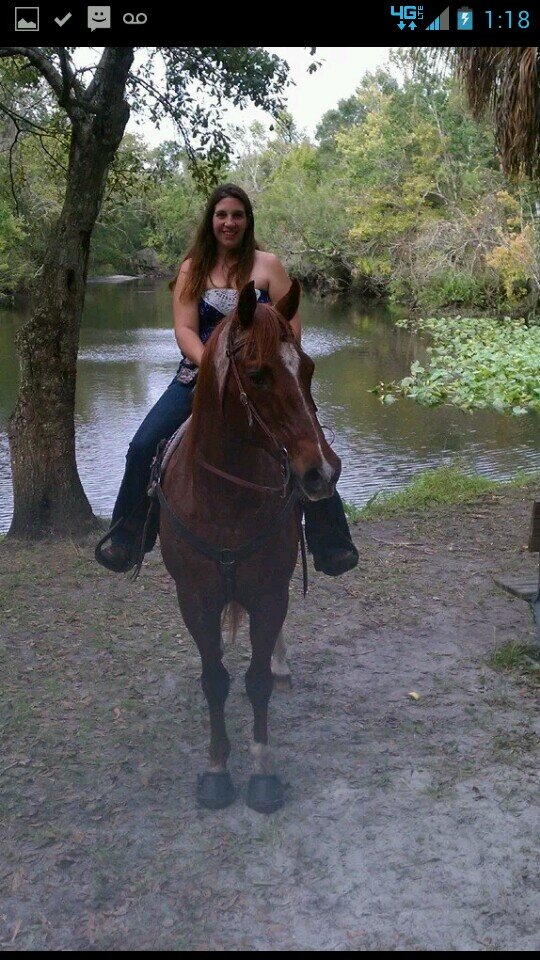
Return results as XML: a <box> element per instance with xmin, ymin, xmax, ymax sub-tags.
<box><xmin>176</xmin><ymin>591</ymin><xmax>235</xmax><ymax>809</ymax></box>
<box><xmin>245</xmin><ymin>591</ymin><xmax>288</xmax><ymax>814</ymax></box>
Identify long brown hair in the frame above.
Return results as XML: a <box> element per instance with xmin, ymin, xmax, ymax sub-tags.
<box><xmin>170</xmin><ymin>184</ymin><xmax>260</xmax><ymax>302</ymax></box>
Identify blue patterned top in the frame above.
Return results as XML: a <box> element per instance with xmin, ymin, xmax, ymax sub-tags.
<box><xmin>176</xmin><ymin>287</ymin><xmax>271</xmax><ymax>385</ymax></box>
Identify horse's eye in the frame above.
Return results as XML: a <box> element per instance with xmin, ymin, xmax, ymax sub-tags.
<box><xmin>248</xmin><ymin>368</ymin><xmax>268</xmax><ymax>387</ymax></box>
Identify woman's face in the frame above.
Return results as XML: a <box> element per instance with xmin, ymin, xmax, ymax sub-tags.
<box><xmin>212</xmin><ymin>197</ymin><xmax>248</xmax><ymax>252</ymax></box>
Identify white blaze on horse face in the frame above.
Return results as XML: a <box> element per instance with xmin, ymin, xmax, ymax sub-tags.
<box><xmin>279</xmin><ymin>343</ymin><xmax>334</xmax><ymax>481</ymax></box>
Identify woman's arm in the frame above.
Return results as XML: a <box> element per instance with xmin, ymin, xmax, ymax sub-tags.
<box><xmin>266</xmin><ymin>253</ymin><xmax>302</xmax><ymax>343</ymax></box>
<box><xmin>172</xmin><ymin>260</ymin><xmax>205</xmax><ymax>366</ymax></box>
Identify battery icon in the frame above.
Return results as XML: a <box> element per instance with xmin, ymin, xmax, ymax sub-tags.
<box><xmin>457</xmin><ymin>6</ymin><xmax>473</xmax><ymax>28</ymax></box>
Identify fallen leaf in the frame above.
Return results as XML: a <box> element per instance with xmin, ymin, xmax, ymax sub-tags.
<box><xmin>408</xmin><ymin>691</ymin><xmax>421</xmax><ymax>701</ymax></box>
<box><xmin>10</xmin><ymin>869</ymin><xmax>24</xmax><ymax>893</ymax></box>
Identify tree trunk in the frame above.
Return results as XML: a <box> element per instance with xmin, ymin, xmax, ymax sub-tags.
<box><xmin>7</xmin><ymin>49</ymin><xmax>134</xmax><ymax>539</ymax></box>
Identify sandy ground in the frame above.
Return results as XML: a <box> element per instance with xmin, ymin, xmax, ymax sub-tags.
<box><xmin>1</xmin><ymin>484</ymin><xmax>539</xmax><ymax>950</ymax></box>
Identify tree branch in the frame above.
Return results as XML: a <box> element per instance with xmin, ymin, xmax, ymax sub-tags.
<box><xmin>8</xmin><ymin>124</ymin><xmax>21</xmax><ymax>216</ymax></box>
<box><xmin>0</xmin><ymin>100</ymin><xmax>55</xmax><ymax>136</ymax></box>
<box><xmin>0</xmin><ymin>47</ymin><xmax>100</xmax><ymax>118</ymax></box>
<box><xmin>55</xmin><ymin>47</ymin><xmax>86</xmax><ymax>105</ymax></box>
<box><xmin>0</xmin><ymin>47</ymin><xmax>64</xmax><ymax>102</ymax></box>
<box><xmin>127</xmin><ymin>71</ymin><xmax>199</xmax><ymax>168</ymax></box>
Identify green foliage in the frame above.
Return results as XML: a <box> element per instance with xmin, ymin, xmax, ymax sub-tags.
<box><xmin>485</xmin><ymin>223</ymin><xmax>537</xmax><ymax>305</ymax></box>
<box><xmin>397</xmin><ymin>270</ymin><xmax>497</xmax><ymax>311</ymax></box>
<box><xmin>0</xmin><ymin>199</ymin><xmax>28</xmax><ymax>291</ymax></box>
<box><xmin>342</xmin><ymin>499</ymin><xmax>364</xmax><ymax>523</ymax></box>
<box><xmin>315</xmin><ymin>93</ymin><xmax>368</xmax><ymax>156</ymax></box>
<box><xmin>375</xmin><ymin>315</ymin><xmax>540</xmax><ymax>414</ymax></box>
<box><xmin>145</xmin><ymin>175</ymin><xmax>205</xmax><ymax>269</ymax></box>
<box><xmin>358</xmin><ymin>466</ymin><xmax>499</xmax><ymax>518</ymax></box>
<box><xmin>0</xmin><ymin>47</ymin><xmax>294</xmax><ymax>291</ymax></box>
<box><xmin>334</xmin><ymin>56</ymin><xmax>507</xmax><ymax>300</ymax></box>
<box><xmin>1</xmin><ymin>47</ymin><xmax>540</xmax><ymax>310</ymax></box>
<box><xmin>133</xmin><ymin>47</ymin><xmax>291</xmax><ymax>190</ymax></box>
<box><xmin>231</xmin><ymin>121</ymin><xmax>354</xmax><ymax>291</ymax></box>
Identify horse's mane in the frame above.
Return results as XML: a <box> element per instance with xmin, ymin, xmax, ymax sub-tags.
<box><xmin>184</xmin><ymin>304</ymin><xmax>293</xmax><ymax>467</ymax></box>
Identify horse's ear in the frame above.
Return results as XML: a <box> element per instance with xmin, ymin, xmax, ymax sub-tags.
<box><xmin>275</xmin><ymin>278</ymin><xmax>301</xmax><ymax>323</ymax></box>
<box><xmin>237</xmin><ymin>280</ymin><xmax>257</xmax><ymax>329</ymax></box>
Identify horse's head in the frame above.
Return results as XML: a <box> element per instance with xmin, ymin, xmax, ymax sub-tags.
<box><xmin>217</xmin><ymin>280</ymin><xmax>341</xmax><ymax>500</ymax></box>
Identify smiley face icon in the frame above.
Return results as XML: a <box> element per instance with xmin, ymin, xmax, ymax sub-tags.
<box><xmin>87</xmin><ymin>6</ymin><xmax>111</xmax><ymax>30</ymax></box>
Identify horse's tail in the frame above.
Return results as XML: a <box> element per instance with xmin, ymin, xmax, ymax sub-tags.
<box><xmin>220</xmin><ymin>601</ymin><xmax>245</xmax><ymax>646</ymax></box>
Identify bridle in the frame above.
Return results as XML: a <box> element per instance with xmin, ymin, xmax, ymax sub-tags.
<box><xmin>197</xmin><ymin>322</ymin><xmax>292</xmax><ymax>498</ymax></box>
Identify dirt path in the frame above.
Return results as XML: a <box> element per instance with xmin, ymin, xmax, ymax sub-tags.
<box><xmin>1</xmin><ymin>485</ymin><xmax>539</xmax><ymax>950</ymax></box>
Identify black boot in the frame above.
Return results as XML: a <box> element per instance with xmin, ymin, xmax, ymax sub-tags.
<box><xmin>303</xmin><ymin>491</ymin><xmax>358</xmax><ymax>577</ymax></box>
<box><xmin>95</xmin><ymin>503</ymin><xmax>159</xmax><ymax>574</ymax></box>
<box><xmin>97</xmin><ymin>539</ymin><xmax>138</xmax><ymax>573</ymax></box>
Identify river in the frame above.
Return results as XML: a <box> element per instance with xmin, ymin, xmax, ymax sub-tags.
<box><xmin>1</xmin><ymin>278</ymin><xmax>539</xmax><ymax>532</ymax></box>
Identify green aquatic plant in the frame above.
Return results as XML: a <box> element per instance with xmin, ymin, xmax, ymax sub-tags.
<box><xmin>373</xmin><ymin>315</ymin><xmax>540</xmax><ymax>414</ymax></box>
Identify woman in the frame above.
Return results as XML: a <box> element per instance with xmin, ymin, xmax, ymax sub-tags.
<box><xmin>97</xmin><ymin>184</ymin><xmax>358</xmax><ymax>576</ymax></box>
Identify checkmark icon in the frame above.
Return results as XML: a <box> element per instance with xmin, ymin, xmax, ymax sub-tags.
<box><xmin>54</xmin><ymin>12</ymin><xmax>72</xmax><ymax>26</ymax></box>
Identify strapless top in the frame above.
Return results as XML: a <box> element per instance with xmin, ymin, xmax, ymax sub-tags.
<box><xmin>176</xmin><ymin>287</ymin><xmax>271</xmax><ymax>386</ymax></box>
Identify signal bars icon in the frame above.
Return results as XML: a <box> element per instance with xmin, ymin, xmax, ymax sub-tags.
<box><xmin>426</xmin><ymin>6</ymin><xmax>450</xmax><ymax>29</ymax></box>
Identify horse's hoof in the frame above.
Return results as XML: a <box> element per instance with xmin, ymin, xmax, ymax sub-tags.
<box><xmin>273</xmin><ymin>674</ymin><xmax>293</xmax><ymax>692</ymax></box>
<box><xmin>246</xmin><ymin>774</ymin><xmax>285</xmax><ymax>814</ymax></box>
<box><xmin>196</xmin><ymin>771</ymin><xmax>236</xmax><ymax>809</ymax></box>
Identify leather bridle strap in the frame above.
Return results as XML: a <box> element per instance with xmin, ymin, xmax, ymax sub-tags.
<box><xmin>196</xmin><ymin>457</ymin><xmax>288</xmax><ymax>495</ymax></box>
<box><xmin>156</xmin><ymin>479</ymin><xmax>303</xmax><ymax>601</ymax></box>
<box><xmin>226</xmin><ymin>328</ymin><xmax>292</xmax><ymax>457</ymax></box>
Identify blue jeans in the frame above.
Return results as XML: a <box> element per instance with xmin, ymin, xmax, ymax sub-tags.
<box><xmin>110</xmin><ymin>372</ymin><xmax>356</xmax><ymax>559</ymax></box>
<box><xmin>111</xmin><ymin>373</ymin><xmax>194</xmax><ymax>544</ymax></box>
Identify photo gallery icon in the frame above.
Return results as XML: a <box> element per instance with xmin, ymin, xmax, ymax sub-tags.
<box><xmin>15</xmin><ymin>6</ymin><xmax>39</xmax><ymax>30</ymax></box>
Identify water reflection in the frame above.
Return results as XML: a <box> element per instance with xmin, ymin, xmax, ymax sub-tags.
<box><xmin>1</xmin><ymin>280</ymin><xmax>539</xmax><ymax>531</ymax></box>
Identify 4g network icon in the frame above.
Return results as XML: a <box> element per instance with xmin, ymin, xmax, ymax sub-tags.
<box><xmin>389</xmin><ymin>5</ymin><xmax>425</xmax><ymax>29</ymax></box>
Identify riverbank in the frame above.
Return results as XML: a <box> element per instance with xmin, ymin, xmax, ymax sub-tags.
<box><xmin>1</xmin><ymin>475</ymin><xmax>539</xmax><ymax>949</ymax></box>
<box><xmin>3</xmin><ymin>268</ymin><xmax>535</xmax><ymax>317</ymax></box>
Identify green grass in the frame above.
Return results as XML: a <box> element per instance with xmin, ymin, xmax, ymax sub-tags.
<box><xmin>344</xmin><ymin>465</ymin><xmax>540</xmax><ymax>521</ymax></box>
<box><xmin>342</xmin><ymin>499</ymin><xmax>364</xmax><ymax>523</ymax></box>
<box><xmin>488</xmin><ymin>642</ymin><xmax>540</xmax><ymax>685</ymax></box>
<box><xmin>352</xmin><ymin>466</ymin><xmax>499</xmax><ymax>519</ymax></box>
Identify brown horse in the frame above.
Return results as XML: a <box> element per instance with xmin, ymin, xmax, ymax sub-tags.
<box><xmin>158</xmin><ymin>279</ymin><xmax>341</xmax><ymax>813</ymax></box>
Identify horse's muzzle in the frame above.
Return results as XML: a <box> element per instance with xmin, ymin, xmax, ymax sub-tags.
<box><xmin>297</xmin><ymin>465</ymin><xmax>339</xmax><ymax>500</ymax></box>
